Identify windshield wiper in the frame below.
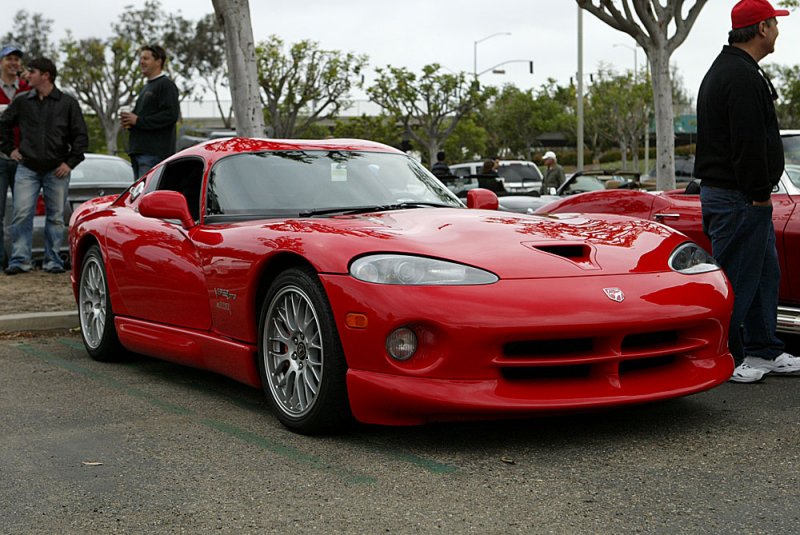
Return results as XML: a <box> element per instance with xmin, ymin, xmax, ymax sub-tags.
<box><xmin>299</xmin><ymin>202</ymin><xmax>452</xmax><ymax>217</ymax></box>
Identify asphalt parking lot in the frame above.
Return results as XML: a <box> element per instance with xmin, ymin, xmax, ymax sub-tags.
<box><xmin>1</xmin><ymin>332</ymin><xmax>799</xmax><ymax>534</ymax></box>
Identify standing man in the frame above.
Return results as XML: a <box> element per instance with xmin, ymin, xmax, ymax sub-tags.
<box><xmin>431</xmin><ymin>151</ymin><xmax>451</xmax><ymax>178</ymax></box>
<box><xmin>0</xmin><ymin>57</ymin><xmax>87</xmax><ymax>274</ymax></box>
<box><xmin>0</xmin><ymin>43</ymin><xmax>30</xmax><ymax>269</ymax></box>
<box><xmin>539</xmin><ymin>151</ymin><xmax>565</xmax><ymax>195</ymax></box>
<box><xmin>120</xmin><ymin>44</ymin><xmax>180</xmax><ymax>178</ymax></box>
<box><xmin>695</xmin><ymin>0</ymin><xmax>800</xmax><ymax>382</ymax></box>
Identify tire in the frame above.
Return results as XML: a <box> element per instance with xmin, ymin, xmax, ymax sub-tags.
<box><xmin>78</xmin><ymin>245</ymin><xmax>124</xmax><ymax>361</ymax></box>
<box><xmin>257</xmin><ymin>267</ymin><xmax>351</xmax><ymax>434</ymax></box>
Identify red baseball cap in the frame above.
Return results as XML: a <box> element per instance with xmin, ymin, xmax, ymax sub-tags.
<box><xmin>732</xmin><ymin>0</ymin><xmax>790</xmax><ymax>29</ymax></box>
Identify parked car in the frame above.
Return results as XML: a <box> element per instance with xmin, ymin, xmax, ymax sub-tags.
<box><xmin>3</xmin><ymin>153</ymin><xmax>133</xmax><ymax>267</ymax></box>
<box><xmin>535</xmin><ymin>131</ymin><xmax>800</xmax><ymax>334</ymax></box>
<box><xmin>641</xmin><ymin>154</ymin><xmax>695</xmax><ymax>190</ymax></box>
<box><xmin>492</xmin><ymin>169</ymin><xmax>641</xmax><ymax>215</ymax></box>
<box><xmin>70</xmin><ymin>137</ymin><xmax>733</xmax><ymax>434</ymax></box>
<box><xmin>450</xmin><ymin>159</ymin><xmax>543</xmax><ymax>192</ymax></box>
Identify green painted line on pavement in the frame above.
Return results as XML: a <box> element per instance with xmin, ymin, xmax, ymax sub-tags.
<box><xmin>56</xmin><ymin>338</ymin><xmax>458</xmax><ymax>476</ymax></box>
<box><xmin>20</xmin><ymin>341</ymin><xmax>376</xmax><ymax>485</ymax></box>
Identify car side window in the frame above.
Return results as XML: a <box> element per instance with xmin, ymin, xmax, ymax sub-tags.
<box><xmin>154</xmin><ymin>158</ymin><xmax>205</xmax><ymax>221</ymax></box>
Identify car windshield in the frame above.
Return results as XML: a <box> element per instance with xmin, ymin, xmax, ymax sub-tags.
<box><xmin>71</xmin><ymin>157</ymin><xmax>133</xmax><ymax>185</ymax></box>
<box><xmin>497</xmin><ymin>164</ymin><xmax>542</xmax><ymax>182</ymax></box>
<box><xmin>206</xmin><ymin>150</ymin><xmax>462</xmax><ymax>219</ymax></box>
<box><xmin>783</xmin><ymin>134</ymin><xmax>800</xmax><ymax>188</ymax></box>
<box><xmin>560</xmin><ymin>174</ymin><xmax>606</xmax><ymax>194</ymax></box>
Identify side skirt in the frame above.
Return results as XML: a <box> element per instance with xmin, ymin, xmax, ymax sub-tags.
<box><xmin>115</xmin><ymin>316</ymin><xmax>261</xmax><ymax>387</ymax></box>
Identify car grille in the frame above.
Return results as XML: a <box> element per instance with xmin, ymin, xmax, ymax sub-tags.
<box><xmin>498</xmin><ymin>328</ymin><xmax>700</xmax><ymax>381</ymax></box>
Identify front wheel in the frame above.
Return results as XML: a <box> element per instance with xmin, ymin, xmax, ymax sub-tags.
<box><xmin>257</xmin><ymin>267</ymin><xmax>351</xmax><ymax>434</ymax></box>
<box><xmin>78</xmin><ymin>245</ymin><xmax>124</xmax><ymax>361</ymax></box>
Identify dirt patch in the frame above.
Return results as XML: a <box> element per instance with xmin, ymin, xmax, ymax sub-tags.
<box><xmin>0</xmin><ymin>269</ymin><xmax>75</xmax><ymax>316</ymax></box>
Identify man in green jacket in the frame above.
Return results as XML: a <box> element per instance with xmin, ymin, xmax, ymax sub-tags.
<box><xmin>539</xmin><ymin>151</ymin><xmax>565</xmax><ymax>195</ymax></box>
<box><xmin>121</xmin><ymin>44</ymin><xmax>179</xmax><ymax>178</ymax></box>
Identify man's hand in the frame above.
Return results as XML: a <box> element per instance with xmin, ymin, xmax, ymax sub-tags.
<box><xmin>54</xmin><ymin>163</ymin><xmax>71</xmax><ymax>178</ymax></box>
<box><xmin>120</xmin><ymin>112</ymin><xmax>138</xmax><ymax>129</ymax></box>
<box><xmin>753</xmin><ymin>198</ymin><xmax>772</xmax><ymax>207</ymax></box>
<box><xmin>10</xmin><ymin>148</ymin><xmax>21</xmax><ymax>162</ymax></box>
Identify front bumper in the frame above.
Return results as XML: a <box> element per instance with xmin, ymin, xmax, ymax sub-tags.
<box><xmin>321</xmin><ymin>271</ymin><xmax>734</xmax><ymax>425</ymax></box>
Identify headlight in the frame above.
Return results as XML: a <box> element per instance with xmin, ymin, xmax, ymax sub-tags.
<box><xmin>669</xmin><ymin>242</ymin><xmax>719</xmax><ymax>274</ymax></box>
<box><xmin>350</xmin><ymin>254</ymin><xmax>498</xmax><ymax>285</ymax></box>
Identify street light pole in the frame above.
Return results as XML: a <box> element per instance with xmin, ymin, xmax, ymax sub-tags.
<box><xmin>473</xmin><ymin>32</ymin><xmax>512</xmax><ymax>78</ymax></box>
<box><xmin>577</xmin><ymin>6</ymin><xmax>584</xmax><ymax>171</ymax></box>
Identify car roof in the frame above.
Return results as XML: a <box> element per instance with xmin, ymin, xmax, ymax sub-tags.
<box><xmin>184</xmin><ymin>137</ymin><xmax>402</xmax><ymax>157</ymax></box>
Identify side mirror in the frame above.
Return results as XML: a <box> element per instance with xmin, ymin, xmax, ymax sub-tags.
<box><xmin>139</xmin><ymin>190</ymin><xmax>195</xmax><ymax>229</ymax></box>
<box><xmin>466</xmin><ymin>188</ymin><xmax>499</xmax><ymax>210</ymax></box>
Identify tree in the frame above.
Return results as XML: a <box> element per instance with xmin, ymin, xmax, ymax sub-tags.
<box><xmin>58</xmin><ymin>2</ymin><xmax>205</xmax><ymax>155</ymax></box>
<box><xmin>59</xmin><ymin>34</ymin><xmax>140</xmax><ymax>155</ymax></box>
<box><xmin>443</xmin><ymin>115</ymin><xmax>489</xmax><ymax>162</ymax></box>
<box><xmin>577</xmin><ymin>0</ymin><xmax>708</xmax><ymax>190</ymax></box>
<box><xmin>256</xmin><ymin>36</ymin><xmax>367</xmax><ymax>138</ymax></box>
<box><xmin>1</xmin><ymin>10</ymin><xmax>56</xmax><ymax>59</ymax></box>
<box><xmin>330</xmin><ymin>114</ymin><xmax>404</xmax><ymax>148</ymax></box>
<box><xmin>212</xmin><ymin>0</ymin><xmax>266</xmax><ymax>137</ymax></box>
<box><xmin>589</xmin><ymin>67</ymin><xmax>652</xmax><ymax>170</ymax></box>
<box><xmin>764</xmin><ymin>64</ymin><xmax>800</xmax><ymax>129</ymax></box>
<box><xmin>192</xmin><ymin>14</ymin><xmax>233</xmax><ymax>128</ymax></box>
<box><xmin>368</xmin><ymin>64</ymin><xmax>486</xmax><ymax>165</ymax></box>
<box><xmin>488</xmin><ymin>82</ymin><xmax>568</xmax><ymax>160</ymax></box>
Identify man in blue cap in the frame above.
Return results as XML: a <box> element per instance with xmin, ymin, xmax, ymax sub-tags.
<box><xmin>0</xmin><ymin>43</ymin><xmax>30</xmax><ymax>268</ymax></box>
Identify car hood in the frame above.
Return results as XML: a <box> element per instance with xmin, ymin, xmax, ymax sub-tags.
<box><xmin>233</xmin><ymin>208</ymin><xmax>689</xmax><ymax>279</ymax></box>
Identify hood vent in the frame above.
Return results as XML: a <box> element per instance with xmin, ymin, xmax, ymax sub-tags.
<box><xmin>521</xmin><ymin>241</ymin><xmax>599</xmax><ymax>270</ymax></box>
<box><xmin>533</xmin><ymin>244</ymin><xmax>589</xmax><ymax>259</ymax></box>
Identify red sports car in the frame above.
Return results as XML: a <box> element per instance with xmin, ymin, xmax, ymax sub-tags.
<box><xmin>70</xmin><ymin>138</ymin><xmax>734</xmax><ymax>433</ymax></box>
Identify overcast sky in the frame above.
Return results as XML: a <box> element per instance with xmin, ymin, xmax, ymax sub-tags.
<box><xmin>4</xmin><ymin>1</ymin><xmax>800</xmax><ymax>103</ymax></box>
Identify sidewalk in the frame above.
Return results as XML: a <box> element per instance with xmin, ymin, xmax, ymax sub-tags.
<box><xmin>0</xmin><ymin>269</ymin><xmax>78</xmax><ymax>332</ymax></box>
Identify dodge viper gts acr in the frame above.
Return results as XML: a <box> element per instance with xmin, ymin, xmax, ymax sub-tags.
<box><xmin>70</xmin><ymin>138</ymin><xmax>734</xmax><ymax>433</ymax></box>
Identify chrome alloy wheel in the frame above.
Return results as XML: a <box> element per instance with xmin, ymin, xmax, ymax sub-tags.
<box><xmin>79</xmin><ymin>254</ymin><xmax>107</xmax><ymax>350</ymax></box>
<box><xmin>264</xmin><ymin>285</ymin><xmax>324</xmax><ymax>418</ymax></box>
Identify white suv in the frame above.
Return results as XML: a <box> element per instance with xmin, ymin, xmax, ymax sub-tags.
<box><xmin>449</xmin><ymin>160</ymin><xmax>543</xmax><ymax>192</ymax></box>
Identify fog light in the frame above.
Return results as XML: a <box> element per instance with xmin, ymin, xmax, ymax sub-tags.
<box><xmin>386</xmin><ymin>327</ymin><xmax>417</xmax><ymax>361</ymax></box>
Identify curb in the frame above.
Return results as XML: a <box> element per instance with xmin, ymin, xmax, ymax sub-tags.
<box><xmin>0</xmin><ymin>311</ymin><xmax>79</xmax><ymax>332</ymax></box>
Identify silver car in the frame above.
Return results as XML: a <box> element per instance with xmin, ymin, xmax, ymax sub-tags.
<box><xmin>3</xmin><ymin>153</ymin><xmax>133</xmax><ymax>267</ymax></box>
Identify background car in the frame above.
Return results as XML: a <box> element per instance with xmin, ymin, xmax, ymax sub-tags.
<box><xmin>70</xmin><ymin>137</ymin><xmax>733</xmax><ymax>434</ymax></box>
<box><xmin>535</xmin><ymin>131</ymin><xmax>800</xmax><ymax>334</ymax></box>
<box><xmin>449</xmin><ymin>159</ymin><xmax>543</xmax><ymax>192</ymax></box>
<box><xmin>494</xmin><ymin>169</ymin><xmax>641</xmax><ymax>214</ymax></box>
<box><xmin>3</xmin><ymin>153</ymin><xmax>133</xmax><ymax>267</ymax></box>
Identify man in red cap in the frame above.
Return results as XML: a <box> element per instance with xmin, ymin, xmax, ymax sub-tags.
<box><xmin>695</xmin><ymin>0</ymin><xmax>797</xmax><ymax>383</ymax></box>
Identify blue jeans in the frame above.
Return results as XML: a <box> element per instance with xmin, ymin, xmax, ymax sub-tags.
<box><xmin>7</xmin><ymin>163</ymin><xmax>70</xmax><ymax>272</ymax></box>
<box><xmin>700</xmin><ymin>186</ymin><xmax>784</xmax><ymax>364</ymax></box>
<box><xmin>131</xmin><ymin>154</ymin><xmax>162</xmax><ymax>179</ymax></box>
<box><xmin>0</xmin><ymin>158</ymin><xmax>17</xmax><ymax>267</ymax></box>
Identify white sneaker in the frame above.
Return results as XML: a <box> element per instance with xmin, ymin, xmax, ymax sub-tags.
<box><xmin>744</xmin><ymin>353</ymin><xmax>800</xmax><ymax>375</ymax></box>
<box><xmin>730</xmin><ymin>362</ymin><xmax>768</xmax><ymax>383</ymax></box>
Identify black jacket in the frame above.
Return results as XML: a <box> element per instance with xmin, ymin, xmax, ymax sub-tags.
<box><xmin>695</xmin><ymin>46</ymin><xmax>783</xmax><ymax>202</ymax></box>
<box><xmin>0</xmin><ymin>87</ymin><xmax>88</xmax><ymax>173</ymax></box>
<box><xmin>127</xmin><ymin>74</ymin><xmax>180</xmax><ymax>159</ymax></box>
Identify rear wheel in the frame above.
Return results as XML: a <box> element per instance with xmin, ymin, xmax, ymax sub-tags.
<box><xmin>78</xmin><ymin>245</ymin><xmax>124</xmax><ymax>361</ymax></box>
<box><xmin>257</xmin><ymin>267</ymin><xmax>351</xmax><ymax>434</ymax></box>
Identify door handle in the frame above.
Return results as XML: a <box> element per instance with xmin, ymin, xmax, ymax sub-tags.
<box><xmin>653</xmin><ymin>213</ymin><xmax>680</xmax><ymax>220</ymax></box>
